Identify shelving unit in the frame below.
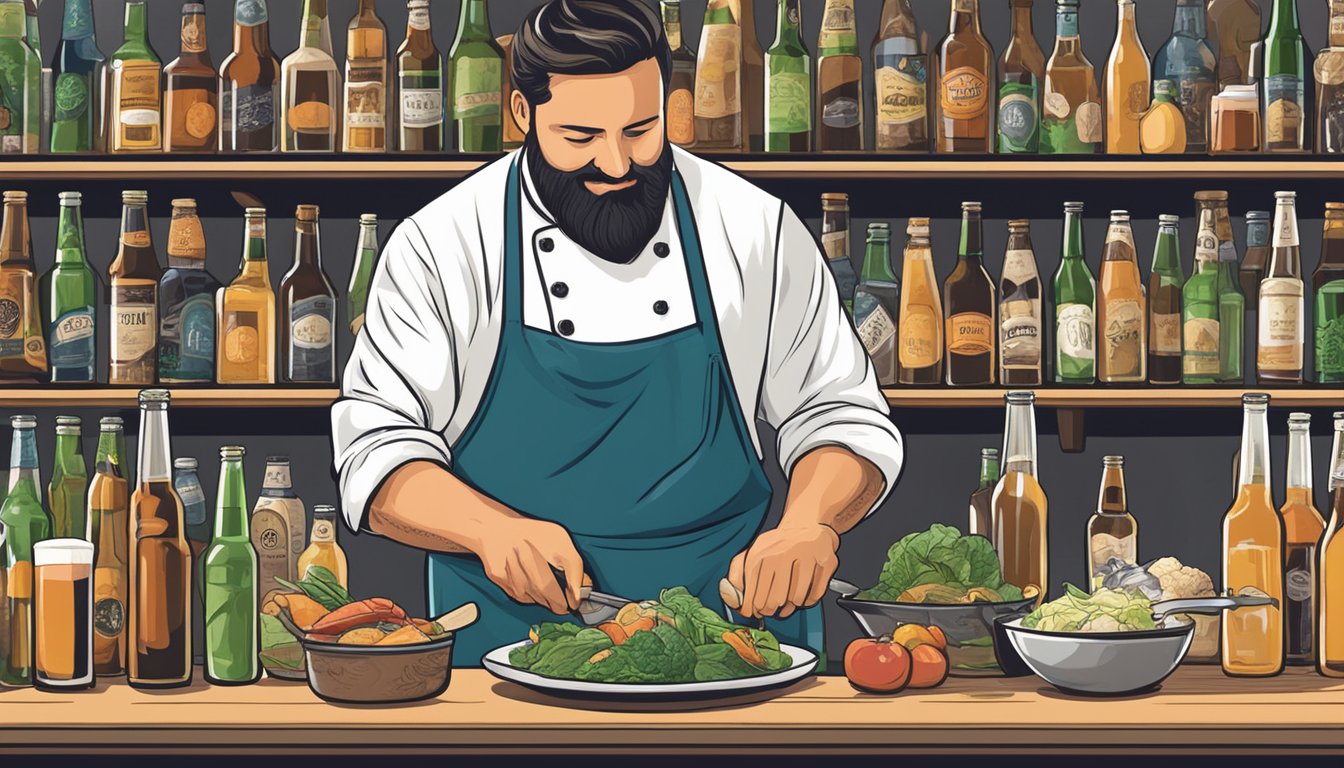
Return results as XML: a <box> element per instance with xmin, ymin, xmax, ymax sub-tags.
<box><xmin>0</xmin><ymin>388</ymin><xmax>340</xmax><ymax>408</ymax></box>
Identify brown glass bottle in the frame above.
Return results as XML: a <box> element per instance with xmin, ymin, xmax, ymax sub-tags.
<box><xmin>1241</xmin><ymin>211</ymin><xmax>1271</xmax><ymax>305</ymax></box>
<box><xmin>872</xmin><ymin>0</ymin><xmax>928</xmax><ymax>153</ymax></box>
<box><xmin>345</xmin><ymin>0</ymin><xmax>389</xmax><ymax>153</ymax></box>
<box><xmin>397</xmin><ymin>0</ymin><xmax>445</xmax><ymax>153</ymax></box>
<box><xmin>164</xmin><ymin>3</ymin><xmax>218</xmax><ymax>153</ymax></box>
<box><xmin>1000</xmin><ymin>220</ymin><xmax>1042</xmax><ymax>386</ymax></box>
<box><xmin>0</xmin><ymin>191</ymin><xmax>46</xmax><ymax>380</ymax></box>
<box><xmin>497</xmin><ymin>35</ymin><xmax>524</xmax><ymax>151</ymax></box>
<box><xmin>816</xmin><ymin>0</ymin><xmax>864</xmax><ymax>151</ymax></box>
<box><xmin>280</xmin><ymin>205</ymin><xmax>337</xmax><ymax>385</ymax></box>
<box><xmin>936</xmin><ymin>0</ymin><xmax>994</xmax><ymax>153</ymax></box>
<box><xmin>739</xmin><ymin>0</ymin><xmax>766</xmax><ymax>152</ymax></box>
<box><xmin>996</xmin><ymin>0</ymin><xmax>1045</xmax><ymax>154</ymax></box>
<box><xmin>1208</xmin><ymin>0</ymin><xmax>1262</xmax><ymax>87</ymax></box>
<box><xmin>663</xmin><ymin>1</ymin><xmax>698</xmax><ymax>149</ymax></box>
<box><xmin>944</xmin><ymin>202</ymin><xmax>996</xmax><ymax>385</ymax></box>
<box><xmin>969</xmin><ymin>447</ymin><xmax>999</xmax><ymax>541</ymax></box>
<box><xmin>1258</xmin><ymin>191</ymin><xmax>1305</xmax><ymax>384</ymax></box>
<box><xmin>107</xmin><ymin>191</ymin><xmax>162</xmax><ymax>386</ymax></box>
<box><xmin>219</xmin><ymin>0</ymin><xmax>281</xmax><ymax>152</ymax></box>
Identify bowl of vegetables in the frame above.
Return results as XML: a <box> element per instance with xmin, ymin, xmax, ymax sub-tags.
<box><xmin>835</xmin><ymin>525</ymin><xmax>1037</xmax><ymax>677</ymax></box>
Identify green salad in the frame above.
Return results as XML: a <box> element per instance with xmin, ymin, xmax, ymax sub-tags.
<box><xmin>1022</xmin><ymin>584</ymin><xmax>1157</xmax><ymax>633</ymax></box>
<box><xmin>508</xmin><ymin>587</ymin><xmax>793</xmax><ymax>683</ymax></box>
<box><xmin>859</xmin><ymin>524</ymin><xmax>1027</xmax><ymax>604</ymax></box>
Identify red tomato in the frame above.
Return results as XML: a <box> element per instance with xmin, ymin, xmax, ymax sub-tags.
<box><xmin>908</xmin><ymin>644</ymin><xmax>950</xmax><ymax>689</ymax></box>
<box><xmin>843</xmin><ymin>638</ymin><xmax>912</xmax><ymax>694</ymax></box>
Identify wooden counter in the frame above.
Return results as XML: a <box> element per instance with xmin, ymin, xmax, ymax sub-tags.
<box><xmin>1</xmin><ymin>668</ymin><xmax>1342</xmax><ymax>756</ymax></box>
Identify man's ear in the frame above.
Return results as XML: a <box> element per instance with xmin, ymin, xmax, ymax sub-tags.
<box><xmin>511</xmin><ymin>91</ymin><xmax>531</xmax><ymax>136</ymax></box>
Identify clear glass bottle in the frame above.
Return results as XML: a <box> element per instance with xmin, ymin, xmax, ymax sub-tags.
<box><xmin>1088</xmin><ymin>455</ymin><xmax>1138</xmax><ymax>590</ymax></box>
<box><xmin>992</xmin><ymin>392</ymin><xmax>1048</xmax><ymax>605</ymax></box>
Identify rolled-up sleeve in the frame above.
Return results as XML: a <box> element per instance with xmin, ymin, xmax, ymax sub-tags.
<box><xmin>331</xmin><ymin>220</ymin><xmax>459</xmax><ymax>533</ymax></box>
<box><xmin>758</xmin><ymin>204</ymin><xmax>904</xmax><ymax>512</ymax></box>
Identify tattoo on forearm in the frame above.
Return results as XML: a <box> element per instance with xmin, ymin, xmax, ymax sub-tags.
<box><xmin>379</xmin><ymin>513</ymin><xmax>470</xmax><ymax>554</ymax></box>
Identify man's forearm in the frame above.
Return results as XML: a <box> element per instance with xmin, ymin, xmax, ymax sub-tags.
<box><xmin>779</xmin><ymin>446</ymin><xmax>886</xmax><ymax>535</ymax></box>
<box><xmin>368</xmin><ymin>461</ymin><xmax>520</xmax><ymax>554</ymax></box>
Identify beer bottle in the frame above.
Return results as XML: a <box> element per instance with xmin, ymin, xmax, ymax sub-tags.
<box><xmin>281</xmin><ymin>0</ymin><xmax>341</xmax><ymax>153</ymax></box>
<box><xmin>298</xmin><ymin>505</ymin><xmax>349</xmax><ymax>588</ymax></box>
<box><xmin>107</xmin><ymin>191</ymin><xmax>162</xmax><ymax>387</ymax></box>
<box><xmin>1183</xmin><ymin>208</ymin><xmax>1222</xmax><ymax>384</ymax></box>
<box><xmin>1258</xmin><ymin>191</ymin><xmax>1305</xmax><ymax>384</ymax></box>
<box><xmin>0</xmin><ymin>415</ymin><xmax>51</xmax><ymax>687</ymax></box>
<box><xmin>1315</xmin><ymin>203</ymin><xmax>1344</xmax><ymax>384</ymax></box>
<box><xmin>764</xmin><ymin>0</ymin><xmax>811</xmax><ymax>153</ymax></box>
<box><xmin>0</xmin><ymin>191</ymin><xmax>46</xmax><ymax>381</ymax></box>
<box><xmin>109</xmin><ymin>0</ymin><xmax>163</xmax><ymax>153</ymax></box>
<box><xmin>1318</xmin><ymin>411</ymin><xmax>1344</xmax><ymax>678</ymax></box>
<box><xmin>1262</xmin><ymin>0</ymin><xmax>1308</xmax><ymax>154</ymax></box>
<box><xmin>816</xmin><ymin>0</ymin><xmax>863</xmax><ymax>152</ymax></box>
<box><xmin>1208</xmin><ymin>0</ymin><xmax>1261</xmax><ymax>88</ymax></box>
<box><xmin>740</xmin><ymin>0</ymin><xmax>766</xmax><ymax>152</ymax></box>
<box><xmin>348</xmin><ymin>214</ymin><xmax>379</xmax><ymax>336</ymax></box>
<box><xmin>1087</xmin><ymin>456</ymin><xmax>1138</xmax><ymax>590</ymax></box>
<box><xmin>220</xmin><ymin>0</ymin><xmax>281</xmax><ymax>153</ymax></box>
<box><xmin>1104</xmin><ymin>0</ymin><xmax>1149</xmax><ymax>155</ymax></box>
<box><xmin>251</xmin><ymin>456</ymin><xmax>306</xmax><ymax>592</ymax></box>
<box><xmin>88</xmin><ymin>416</ymin><xmax>128</xmax><ymax>677</ymax></box>
<box><xmin>449</xmin><ymin>0</ymin><xmax>504</xmax><ymax>154</ymax></box>
<box><xmin>1041</xmin><ymin>0</ymin><xmax>1101</xmax><ymax>155</ymax></box>
<box><xmin>935</xmin><ymin>0</ymin><xmax>994</xmax><ymax>153</ymax></box>
<box><xmin>1317</xmin><ymin>2</ymin><xmax>1344</xmax><ymax>154</ymax></box>
<box><xmin>163</xmin><ymin>2</ymin><xmax>219</xmax><ymax>153</ymax></box>
<box><xmin>48</xmin><ymin>416</ymin><xmax>87</xmax><ymax>541</ymax></box>
<box><xmin>661</xmin><ymin>1</ymin><xmax>697</xmax><ymax>149</ymax></box>
<box><xmin>49</xmin><ymin>0</ymin><xmax>106</xmax><ymax>154</ymax></box>
<box><xmin>280</xmin><ymin>205</ymin><xmax>338</xmax><ymax>385</ymax></box>
<box><xmin>1240</xmin><ymin>210</ymin><xmax>1271</xmax><ymax>305</ymax></box>
<box><xmin>820</xmin><ymin>194</ymin><xmax>857</xmax><ymax>315</ymax></box>
<box><xmin>128</xmin><ymin>389</ymin><xmax>192</xmax><ymax>689</ymax></box>
<box><xmin>1153</xmin><ymin>0</ymin><xmax>1216</xmax><ymax>153</ymax></box>
<box><xmin>1281</xmin><ymin>413</ymin><xmax>1324</xmax><ymax>666</ymax></box>
<box><xmin>1222</xmin><ymin>392</ymin><xmax>1285</xmax><ymax>678</ymax></box>
<box><xmin>943</xmin><ymin>202</ymin><xmax>996</xmax><ymax>386</ymax></box>
<box><xmin>397</xmin><ymin>0</ymin><xmax>445</xmax><ymax>153</ymax></box>
<box><xmin>1098</xmin><ymin>211</ymin><xmax>1146</xmax><ymax>384</ymax></box>
<box><xmin>1196</xmin><ymin>191</ymin><xmax>1246</xmax><ymax>383</ymax></box>
<box><xmin>1000</xmin><ymin>220</ymin><xmax>1043</xmax><ymax>387</ymax></box>
<box><xmin>694</xmin><ymin>0</ymin><xmax>744</xmax><ymax>150</ymax></box>
<box><xmin>991</xmin><ymin>392</ymin><xmax>1048</xmax><ymax>605</ymax></box>
<box><xmin>45</xmin><ymin>192</ymin><xmax>98</xmax><ymax>383</ymax></box>
<box><xmin>872</xmin><ymin>0</ymin><xmax>928</xmax><ymax>153</ymax></box>
<box><xmin>0</xmin><ymin>0</ymin><xmax>41</xmax><ymax>154</ymax></box>
<box><xmin>853</xmin><ymin>224</ymin><xmax>899</xmax><ymax>386</ymax></box>
<box><xmin>996</xmin><ymin>0</ymin><xmax>1044</xmax><ymax>155</ymax></box>
<box><xmin>897</xmin><ymin>217</ymin><xmax>943</xmax><ymax>385</ymax></box>
<box><xmin>159</xmin><ymin>199</ymin><xmax>222</xmax><ymax>384</ymax></box>
<box><xmin>1148</xmin><ymin>215</ymin><xmax>1185</xmax><ymax>385</ymax></box>
<box><xmin>217</xmin><ymin>208</ymin><xmax>276</xmax><ymax>385</ymax></box>
<box><xmin>344</xmin><ymin>0</ymin><xmax>389</xmax><ymax>154</ymax></box>
<box><xmin>497</xmin><ymin>34</ymin><xmax>525</xmax><ymax>151</ymax></box>
<box><xmin>204</xmin><ymin>446</ymin><xmax>260</xmax><ymax>685</ymax></box>
<box><xmin>968</xmin><ymin>447</ymin><xmax>999</xmax><ymax>541</ymax></box>
<box><xmin>172</xmin><ymin>458</ymin><xmax>210</xmax><ymax>556</ymax></box>
<box><xmin>1053</xmin><ymin>202</ymin><xmax>1096</xmax><ymax>383</ymax></box>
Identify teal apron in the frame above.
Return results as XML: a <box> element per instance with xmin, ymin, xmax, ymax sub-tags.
<box><xmin>429</xmin><ymin>158</ymin><xmax>823</xmax><ymax>666</ymax></box>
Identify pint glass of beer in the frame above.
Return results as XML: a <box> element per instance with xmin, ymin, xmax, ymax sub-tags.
<box><xmin>34</xmin><ymin>539</ymin><xmax>95</xmax><ymax>690</ymax></box>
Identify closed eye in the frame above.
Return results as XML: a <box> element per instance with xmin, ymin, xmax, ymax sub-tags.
<box><xmin>565</xmin><ymin>135</ymin><xmax>597</xmax><ymax>145</ymax></box>
<box><xmin>623</xmin><ymin>127</ymin><xmax>654</xmax><ymax>139</ymax></box>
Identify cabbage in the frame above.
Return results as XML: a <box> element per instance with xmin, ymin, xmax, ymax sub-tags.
<box><xmin>859</xmin><ymin>524</ymin><xmax>1025</xmax><ymax>603</ymax></box>
<box><xmin>1022</xmin><ymin>584</ymin><xmax>1157</xmax><ymax>633</ymax></box>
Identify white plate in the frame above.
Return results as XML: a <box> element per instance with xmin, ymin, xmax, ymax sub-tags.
<box><xmin>482</xmin><ymin>640</ymin><xmax>819</xmax><ymax>700</ymax></box>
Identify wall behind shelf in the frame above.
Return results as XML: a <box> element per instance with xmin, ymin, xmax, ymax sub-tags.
<box><xmin>13</xmin><ymin>1</ymin><xmax>1342</xmax><ymax>665</ymax></box>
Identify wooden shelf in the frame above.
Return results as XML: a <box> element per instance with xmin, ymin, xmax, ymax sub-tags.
<box><xmin>884</xmin><ymin>387</ymin><xmax>1344</xmax><ymax>409</ymax></box>
<box><xmin>3</xmin><ymin>156</ymin><xmax>1344</xmax><ymax>181</ymax></box>
<box><xmin>0</xmin><ymin>388</ymin><xmax>340</xmax><ymax>408</ymax></box>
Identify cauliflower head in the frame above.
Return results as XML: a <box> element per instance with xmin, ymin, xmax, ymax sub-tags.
<box><xmin>1148</xmin><ymin>557</ymin><xmax>1215</xmax><ymax>599</ymax></box>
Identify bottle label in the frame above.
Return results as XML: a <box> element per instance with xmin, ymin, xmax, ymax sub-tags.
<box><xmin>94</xmin><ymin>590</ymin><xmax>125</xmax><ymax>639</ymax></box>
<box><xmin>168</xmin><ymin>217</ymin><xmax>206</xmax><ymax>260</ymax></box>
<box><xmin>1056</xmin><ymin>9</ymin><xmax>1079</xmax><ymax>38</ymax></box>
<box><xmin>853</xmin><ymin>293</ymin><xmax>896</xmax><ymax>357</ymax></box>
<box><xmin>1286</xmin><ymin>563</ymin><xmax>1313</xmax><ymax>603</ymax></box>
<box><xmin>821</xmin><ymin>229</ymin><xmax>847</xmax><ymax>261</ymax></box>
<box><xmin>695</xmin><ymin>23</ymin><xmax>742</xmax><ymax>120</ymax></box>
<box><xmin>768</xmin><ymin>71</ymin><xmax>810</xmax><ymax>134</ymax></box>
<box><xmin>1246</xmin><ymin>223</ymin><xmax>1269</xmax><ymax>249</ymax></box>
<box><xmin>251</xmin><ymin>507</ymin><xmax>291</xmax><ymax>592</ymax></box>
<box><xmin>345</xmin><ymin>71</ymin><xmax>386</xmax><ymax>129</ymax></box>
<box><xmin>264</xmin><ymin>463</ymin><xmax>293</xmax><ymax>489</ymax></box>
<box><xmin>180</xmin><ymin>293</ymin><xmax>216</xmax><ymax>368</ymax></box>
<box><xmin>182</xmin><ymin>17</ymin><xmax>207</xmax><ymax>53</ymax></box>
<box><xmin>1124</xmin><ymin>81</ymin><xmax>1149</xmax><ymax>122</ymax></box>
<box><xmin>1333</xmin><ymin>2</ymin><xmax>1344</xmax><ymax>44</ymax></box>
<box><xmin>115</xmin><ymin>59</ymin><xmax>162</xmax><ymax>130</ymax></box>
<box><xmin>947</xmin><ymin>312</ymin><xmax>994</xmax><ymax>356</ymax></box>
<box><xmin>818</xmin><ymin>0</ymin><xmax>857</xmax><ymax>50</ymax></box>
<box><xmin>875</xmin><ymin>60</ymin><xmax>927</xmax><ymax>127</ymax></box>
<box><xmin>667</xmin><ymin>87</ymin><xmax>695</xmax><ymax>145</ymax></box>
<box><xmin>1275</xmin><ymin>210</ymin><xmax>1299</xmax><ymax>247</ymax></box>
<box><xmin>940</xmin><ymin>67</ymin><xmax>988</xmax><ymax>121</ymax></box>
<box><xmin>821</xmin><ymin>95</ymin><xmax>860</xmax><ymax>129</ymax></box>
<box><xmin>1195</xmin><ymin>226</ymin><xmax>1218</xmax><ymax>265</ymax></box>
<box><xmin>50</xmin><ymin>308</ymin><xmax>95</xmax><ymax>368</ymax></box>
<box><xmin>288</xmin><ymin>100</ymin><xmax>333</xmax><ymax>133</ymax></box>
<box><xmin>54</xmin><ymin>73</ymin><xmax>89</xmax><ymax>122</ymax></box>
<box><xmin>289</xmin><ymin>296</ymin><xmax>334</xmax><ymax>382</ymax></box>
<box><xmin>0</xmin><ymin>272</ymin><xmax>40</xmax><ymax>364</ymax></box>
<box><xmin>1102</xmin><ymin>297</ymin><xmax>1143</xmax><ymax>378</ymax></box>
<box><xmin>1318</xmin><ymin>280</ymin><xmax>1344</xmax><ymax>376</ymax></box>
<box><xmin>311</xmin><ymin>518</ymin><xmax>336</xmax><ymax>543</ymax></box>
<box><xmin>174</xmin><ymin>91</ymin><xmax>217</xmax><ymax>141</ymax></box>
<box><xmin>221</xmin><ymin>310</ymin><xmax>259</xmax><ymax>366</ymax></box>
<box><xmin>1075</xmin><ymin>101</ymin><xmax>1102</xmax><ymax>143</ymax></box>
<box><xmin>452</xmin><ymin>58</ymin><xmax>503</xmax><ymax>120</ymax></box>
<box><xmin>1183</xmin><ymin>316</ymin><xmax>1221</xmax><ymax>375</ymax></box>
<box><xmin>1002</xmin><ymin>249</ymin><xmax>1038</xmax><ymax>284</ymax></box>
<box><xmin>235</xmin><ymin>0</ymin><xmax>268</xmax><ymax>27</ymax></box>
<box><xmin>400</xmin><ymin>79</ymin><xmax>443</xmax><ymax>129</ymax></box>
<box><xmin>1265</xmin><ymin>74</ymin><xmax>1303</xmax><ymax>144</ymax></box>
<box><xmin>408</xmin><ymin>6</ymin><xmax>431</xmax><ymax>31</ymax></box>
<box><xmin>1057</xmin><ymin>302</ymin><xmax>1095</xmax><ymax>362</ymax></box>
<box><xmin>899</xmin><ymin>304</ymin><xmax>940</xmax><ymax>368</ymax></box>
<box><xmin>175</xmin><ymin>478</ymin><xmax>205</xmax><ymax>508</ymax></box>
<box><xmin>1001</xmin><ymin>309</ymin><xmax>1041</xmax><ymax>369</ymax></box>
<box><xmin>997</xmin><ymin>86</ymin><xmax>1038</xmax><ymax>149</ymax></box>
<box><xmin>1258</xmin><ymin>278</ymin><xmax>1304</xmax><ymax>369</ymax></box>
<box><xmin>113</xmin><ymin>286</ymin><xmax>156</xmax><ymax>367</ymax></box>
<box><xmin>1177</xmin><ymin>76</ymin><xmax>1214</xmax><ymax>145</ymax></box>
<box><xmin>1151</xmin><ymin>311</ymin><xmax>1181</xmax><ymax>355</ymax></box>
<box><xmin>229</xmin><ymin>84</ymin><xmax>276</xmax><ymax>134</ymax></box>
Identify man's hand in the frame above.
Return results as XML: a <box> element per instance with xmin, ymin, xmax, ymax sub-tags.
<box><xmin>727</xmin><ymin>523</ymin><xmax>840</xmax><ymax>620</ymax></box>
<box><xmin>471</xmin><ymin>516</ymin><xmax>586</xmax><ymax>616</ymax></box>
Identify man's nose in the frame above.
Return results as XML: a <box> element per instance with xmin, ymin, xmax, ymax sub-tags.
<box><xmin>594</xmin><ymin>136</ymin><xmax>631</xmax><ymax>181</ymax></box>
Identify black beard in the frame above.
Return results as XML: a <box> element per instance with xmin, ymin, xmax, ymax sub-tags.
<box><xmin>525</xmin><ymin>134</ymin><xmax>673</xmax><ymax>265</ymax></box>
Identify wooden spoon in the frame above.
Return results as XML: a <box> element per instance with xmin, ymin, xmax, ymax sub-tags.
<box><xmin>429</xmin><ymin>602</ymin><xmax>480</xmax><ymax>635</ymax></box>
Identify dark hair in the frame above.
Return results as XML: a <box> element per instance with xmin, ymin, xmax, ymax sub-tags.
<box><xmin>512</xmin><ymin>0</ymin><xmax>671</xmax><ymax>107</ymax></box>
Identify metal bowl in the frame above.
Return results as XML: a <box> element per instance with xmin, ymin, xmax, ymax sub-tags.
<box><xmin>301</xmin><ymin>633</ymin><xmax>455</xmax><ymax>704</ymax></box>
<box><xmin>999</xmin><ymin>616</ymin><xmax>1194</xmax><ymax>696</ymax></box>
<box><xmin>835</xmin><ymin>595</ymin><xmax>1036</xmax><ymax>676</ymax></box>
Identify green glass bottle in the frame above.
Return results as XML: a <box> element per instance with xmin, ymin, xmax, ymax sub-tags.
<box><xmin>203</xmin><ymin>445</ymin><xmax>259</xmax><ymax>685</ymax></box>
<box><xmin>764</xmin><ymin>0</ymin><xmax>811</xmax><ymax>152</ymax></box>
<box><xmin>1</xmin><ymin>415</ymin><xmax>52</xmax><ymax>687</ymax></box>
<box><xmin>1195</xmin><ymin>191</ymin><xmax>1245</xmax><ymax>383</ymax></box>
<box><xmin>1262</xmin><ymin>0</ymin><xmax>1307</xmax><ymax>153</ymax></box>
<box><xmin>1183</xmin><ymin>207</ymin><xmax>1222</xmax><ymax>384</ymax></box>
<box><xmin>348</xmin><ymin>214</ymin><xmax>379</xmax><ymax>336</ymax></box>
<box><xmin>449</xmin><ymin>0</ymin><xmax>504</xmax><ymax>153</ymax></box>
<box><xmin>48</xmin><ymin>416</ymin><xmax>87</xmax><ymax>541</ymax></box>
<box><xmin>1148</xmin><ymin>214</ymin><xmax>1186</xmax><ymax>385</ymax></box>
<box><xmin>0</xmin><ymin>0</ymin><xmax>41</xmax><ymax>154</ymax></box>
<box><xmin>1053</xmin><ymin>201</ymin><xmax>1097</xmax><ymax>383</ymax></box>
<box><xmin>853</xmin><ymin>223</ymin><xmax>899</xmax><ymax>386</ymax></box>
<box><xmin>109</xmin><ymin>0</ymin><xmax>163</xmax><ymax>153</ymax></box>
<box><xmin>43</xmin><ymin>192</ymin><xmax>98</xmax><ymax>383</ymax></box>
<box><xmin>50</xmin><ymin>0</ymin><xmax>106</xmax><ymax>153</ymax></box>
<box><xmin>1316</xmin><ymin>203</ymin><xmax>1344</xmax><ymax>384</ymax></box>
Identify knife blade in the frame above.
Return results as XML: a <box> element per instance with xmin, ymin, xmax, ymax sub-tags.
<box><xmin>550</xmin><ymin>565</ymin><xmax>633</xmax><ymax>626</ymax></box>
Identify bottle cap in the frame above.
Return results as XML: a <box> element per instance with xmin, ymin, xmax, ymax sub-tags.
<box><xmin>981</xmin><ymin>448</ymin><xmax>1000</xmax><ymax>458</ymax></box>
<box><xmin>1288</xmin><ymin>412</ymin><xmax>1311</xmax><ymax>426</ymax></box>
<box><xmin>174</xmin><ymin>458</ymin><xmax>198</xmax><ymax>470</ymax></box>
<box><xmin>56</xmin><ymin>416</ymin><xmax>81</xmax><ymax>427</ymax></box>
<box><xmin>1194</xmin><ymin>190</ymin><xmax>1229</xmax><ymax>202</ymax></box>
<box><xmin>4</xmin><ymin>191</ymin><xmax>28</xmax><ymax>203</ymax></box>
<box><xmin>1158</xmin><ymin>214</ymin><xmax>1180</xmax><ymax>225</ymax></box>
<box><xmin>10</xmin><ymin>415</ymin><xmax>36</xmax><ymax>429</ymax></box>
<box><xmin>122</xmin><ymin>190</ymin><xmax>149</xmax><ymax>204</ymax></box>
<box><xmin>58</xmin><ymin>191</ymin><xmax>82</xmax><ymax>205</ymax></box>
<box><xmin>1242</xmin><ymin>392</ymin><xmax>1271</xmax><ymax>408</ymax></box>
<box><xmin>360</xmin><ymin>213</ymin><xmax>378</xmax><ymax>225</ymax></box>
<box><xmin>314</xmin><ymin>505</ymin><xmax>338</xmax><ymax>518</ymax></box>
<box><xmin>266</xmin><ymin>456</ymin><xmax>291</xmax><ymax>465</ymax></box>
<box><xmin>138</xmin><ymin>389</ymin><xmax>172</xmax><ymax>406</ymax></box>
<box><xmin>1246</xmin><ymin>210</ymin><xmax>1271</xmax><ymax>221</ymax></box>
<box><xmin>1063</xmin><ymin>201</ymin><xmax>1084</xmax><ymax>213</ymax></box>
<box><xmin>183</xmin><ymin>2</ymin><xmax>205</xmax><ymax>13</ymax></box>
<box><xmin>245</xmin><ymin>207</ymin><xmax>266</xmax><ymax>217</ymax></box>
<box><xmin>100</xmin><ymin>416</ymin><xmax>124</xmax><ymax>430</ymax></box>
<box><xmin>296</xmin><ymin>204</ymin><xmax>320</xmax><ymax>222</ymax></box>
<box><xmin>962</xmin><ymin>201</ymin><xmax>983</xmax><ymax>213</ymax></box>
<box><xmin>821</xmin><ymin>193</ymin><xmax>849</xmax><ymax>207</ymax></box>
<box><xmin>1275</xmin><ymin>191</ymin><xmax>1298</xmax><ymax>201</ymax></box>
<box><xmin>1005</xmin><ymin>391</ymin><xmax>1036</xmax><ymax>404</ymax></box>
<box><xmin>171</xmin><ymin>198</ymin><xmax>197</xmax><ymax>210</ymax></box>
<box><xmin>1103</xmin><ymin>455</ymin><xmax>1125</xmax><ymax>466</ymax></box>
<box><xmin>220</xmin><ymin>446</ymin><xmax>246</xmax><ymax>459</ymax></box>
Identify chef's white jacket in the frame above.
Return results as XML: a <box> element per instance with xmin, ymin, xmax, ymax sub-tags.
<box><xmin>331</xmin><ymin>147</ymin><xmax>904</xmax><ymax>532</ymax></box>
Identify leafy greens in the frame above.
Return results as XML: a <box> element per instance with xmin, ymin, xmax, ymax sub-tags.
<box><xmin>859</xmin><ymin>523</ymin><xmax>1026</xmax><ymax>604</ymax></box>
<box><xmin>1022</xmin><ymin>584</ymin><xmax>1157</xmax><ymax>633</ymax></box>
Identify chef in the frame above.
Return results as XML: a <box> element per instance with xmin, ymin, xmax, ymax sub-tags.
<box><xmin>332</xmin><ymin>0</ymin><xmax>903</xmax><ymax>666</ymax></box>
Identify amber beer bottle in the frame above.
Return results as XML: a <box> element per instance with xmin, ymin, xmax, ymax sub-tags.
<box><xmin>1208</xmin><ymin>0</ymin><xmax>1262</xmax><ymax>88</ymax></box>
<box><xmin>344</xmin><ymin>0</ymin><xmax>388</xmax><ymax>153</ymax></box>
<box><xmin>694</xmin><ymin>0</ymin><xmax>745</xmax><ymax>150</ymax></box>
<box><xmin>1087</xmin><ymin>455</ymin><xmax>1138</xmax><ymax>590</ymax></box>
<box><xmin>662</xmin><ymin>1</ymin><xmax>697</xmax><ymax>149</ymax></box>
<box><xmin>1104</xmin><ymin>0</ymin><xmax>1149</xmax><ymax>155</ymax></box>
<box><xmin>128</xmin><ymin>390</ymin><xmax>192</xmax><ymax>689</ymax></box>
<box><xmin>1318</xmin><ymin>411</ymin><xmax>1344</xmax><ymax>678</ymax></box>
<box><xmin>1040</xmin><ymin>0</ymin><xmax>1101</xmax><ymax>155</ymax></box>
<box><xmin>944</xmin><ymin>202</ymin><xmax>995</xmax><ymax>385</ymax></box>
<box><xmin>872</xmin><ymin>0</ymin><xmax>928</xmax><ymax>153</ymax></box>
<box><xmin>1222</xmin><ymin>393</ymin><xmax>1285</xmax><ymax>678</ymax></box>
<box><xmin>107</xmin><ymin>191</ymin><xmax>162</xmax><ymax>386</ymax></box>
<box><xmin>1000</xmin><ymin>220</ymin><xmax>1042</xmax><ymax>386</ymax></box>
<box><xmin>1258</xmin><ymin>191</ymin><xmax>1305</xmax><ymax>384</ymax></box>
<box><xmin>280</xmin><ymin>205</ymin><xmax>337</xmax><ymax>385</ymax></box>
<box><xmin>1148</xmin><ymin>215</ymin><xmax>1185</xmax><ymax>385</ymax></box>
<box><xmin>396</xmin><ymin>0</ymin><xmax>445</xmax><ymax>153</ymax></box>
<box><xmin>0</xmin><ymin>191</ymin><xmax>46</xmax><ymax>380</ymax></box>
<box><xmin>992</xmin><ymin>392</ymin><xmax>1048</xmax><ymax>605</ymax></box>
<box><xmin>163</xmin><ymin>3</ymin><xmax>218</xmax><ymax>153</ymax></box>
<box><xmin>220</xmin><ymin>0</ymin><xmax>281</xmax><ymax>153</ymax></box>
<box><xmin>88</xmin><ymin>416</ymin><xmax>129</xmax><ymax>677</ymax></box>
<box><xmin>1280</xmin><ymin>413</ymin><xmax>1324</xmax><ymax>665</ymax></box>
<box><xmin>936</xmin><ymin>0</ymin><xmax>994</xmax><ymax>153</ymax></box>
<box><xmin>996</xmin><ymin>0</ymin><xmax>1044</xmax><ymax>155</ymax></box>
<box><xmin>1097</xmin><ymin>211</ymin><xmax>1146</xmax><ymax>384</ymax></box>
<box><xmin>816</xmin><ymin>0</ymin><xmax>864</xmax><ymax>151</ymax></box>
<box><xmin>897</xmin><ymin>217</ymin><xmax>943</xmax><ymax>385</ymax></box>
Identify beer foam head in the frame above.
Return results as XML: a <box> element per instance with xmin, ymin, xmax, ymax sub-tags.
<box><xmin>34</xmin><ymin>538</ymin><xmax>94</xmax><ymax>567</ymax></box>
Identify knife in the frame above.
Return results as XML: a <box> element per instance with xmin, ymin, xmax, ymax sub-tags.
<box><xmin>550</xmin><ymin>565</ymin><xmax>634</xmax><ymax>626</ymax></box>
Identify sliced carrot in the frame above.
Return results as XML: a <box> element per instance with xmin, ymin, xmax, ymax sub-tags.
<box><xmin>597</xmin><ymin>622</ymin><xmax>628</xmax><ymax>646</ymax></box>
<box><xmin>722</xmin><ymin>629</ymin><xmax>767</xmax><ymax>668</ymax></box>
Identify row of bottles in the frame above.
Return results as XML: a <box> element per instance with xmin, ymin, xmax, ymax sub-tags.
<box><xmin>0</xmin><ymin>394</ymin><xmax>347</xmax><ymax>689</ymax></box>
<box><xmin>828</xmin><ymin>191</ymin><xmax>1344</xmax><ymax>387</ymax></box>
<box><xmin>4</xmin><ymin>0</ymin><xmax>511</xmax><ymax>155</ymax></box>
<box><xmin>0</xmin><ymin>189</ymin><xmax>384</xmax><ymax>385</ymax></box>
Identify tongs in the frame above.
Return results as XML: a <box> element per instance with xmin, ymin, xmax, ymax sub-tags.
<box><xmin>1150</xmin><ymin>594</ymin><xmax>1277</xmax><ymax>621</ymax></box>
